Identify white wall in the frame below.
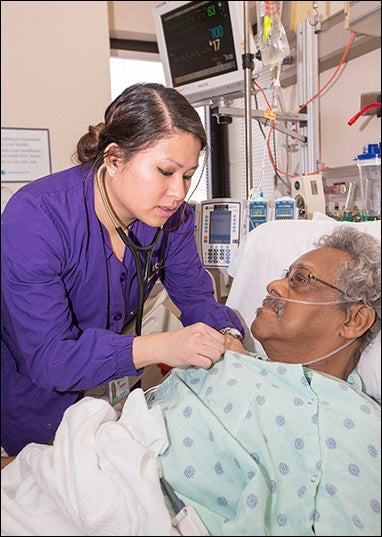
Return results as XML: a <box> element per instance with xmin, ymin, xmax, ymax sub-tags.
<box><xmin>1</xmin><ymin>1</ymin><xmax>111</xmax><ymax>195</ymax></box>
<box><xmin>108</xmin><ymin>1</ymin><xmax>163</xmax><ymax>41</ymax></box>
<box><xmin>280</xmin><ymin>44</ymin><xmax>380</xmax><ymax>171</ymax></box>
<box><xmin>1</xmin><ymin>1</ymin><xmax>380</xmax><ymax>193</ymax></box>
<box><xmin>319</xmin><ymin>48</ymin><xmax>380</xmax><ymax>167</ymax></box>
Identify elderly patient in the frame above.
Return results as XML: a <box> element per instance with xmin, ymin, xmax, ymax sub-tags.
<box><xmin>1</xmin><ymin>226</ymin><xmax>381</xmax><ymax>536</ymax></box>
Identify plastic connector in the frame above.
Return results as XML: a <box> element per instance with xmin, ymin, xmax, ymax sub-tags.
<box><xmin>160</xmin><ymin>477</ymin><xmax>210</xmax><ymax>535</ymax></box>
<box><xmin>172</xmin><ymin>505</ymin><xmax>210</xmax><ymax>536</ymax></box>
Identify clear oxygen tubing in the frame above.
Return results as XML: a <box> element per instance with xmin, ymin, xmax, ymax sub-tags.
<box><xmin>262</xmin><ymin>294</ymin><xmax>357</xmax><ymax>366</ymax></box>
<box><xmin>302</xmin><ymin>339</ymin><xmax>356</xmax><ymax>366</ymax></box>
<box><xmin>263</xmin><ymin>295</ymin><xmax>350</xmax><ymax>306</ymax></box>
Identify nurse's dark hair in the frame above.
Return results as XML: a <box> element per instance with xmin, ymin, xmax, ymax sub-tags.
<box><xmin>314</xmin><ymin>225</ymin><xmax>381</xmax><ymax>359</ymax></box>
<box><xmin>73</xmin><ymin>82</ymin><xmax>207</xmax><ymax>168</ymax></box>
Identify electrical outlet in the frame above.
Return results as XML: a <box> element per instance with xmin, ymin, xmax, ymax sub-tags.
<box><xmin>334</xmin><ymin>182</ymin><xmax>347</xmax><ymax>194</ymax></box>
<box><xmin>360</xmin><ymin>92</ymin><xmax>381</xmax><ymax>115</ymax></box>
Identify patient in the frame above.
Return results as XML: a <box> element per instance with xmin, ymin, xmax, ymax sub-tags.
<box><xmin>1</xmin><ymin>226</ymin><xmax>381</xmax><ymax>536</ymax></box>
<box><xmin>153</xmin><ymin>225</ymin><xmax>381</xmax><ymax>536</ymax></box>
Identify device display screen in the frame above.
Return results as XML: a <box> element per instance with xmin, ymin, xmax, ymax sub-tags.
<box><xmin>209</xmin><ymin>209</ymin><xmax>231</xmax><ymax>244</ymax></box>
<box><xmin>160</xmin><ymin>1</ymin><xmax>238</xmax><ymax>88</ymax></box>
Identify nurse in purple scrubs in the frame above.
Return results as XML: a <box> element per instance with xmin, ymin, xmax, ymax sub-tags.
<box><xmin>1</xmin><ymin>82</ymin><xmax>244</xmax><ymax>455</ymax></box>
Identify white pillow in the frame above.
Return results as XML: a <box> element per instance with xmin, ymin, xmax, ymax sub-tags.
<box><xmin>356</xmin><ymin>331</ymin><xmax>381</xmax><ymax>402</ymax></box>
<box><xmin>227</xmin><ymin>216</ymin><xmax>381</xmax><ymax>402</ymax></box>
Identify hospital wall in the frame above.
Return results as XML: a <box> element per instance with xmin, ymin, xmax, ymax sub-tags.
<box><xmin>1</xmin><ymin>1</ymin><xmax>112</xmax><ymax>196</ymax></box>
<box><xmin>1</xmin><ymin>1</ymin><xmax>381</xmax><ymax>197</ymax></box>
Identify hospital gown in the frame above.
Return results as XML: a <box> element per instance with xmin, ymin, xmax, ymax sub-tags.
<box><xmin>151</xmin><ymin>351</ymin><xmax>381</xmax><ymax>536</ymax></box>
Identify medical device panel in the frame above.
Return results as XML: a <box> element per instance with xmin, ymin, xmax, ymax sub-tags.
<box><xmin>274</xmin><ymin>196</ymin><xmax>297</xmax><ymax>220</ymax></box>
<box><xmin>247</xmin><ymin>194</ymin><xmax>269</xmax><ymax>231</ymax></box>
<box><xmin>152</xmin><ymin>1</ymin><xmax>262</xmax><ymax>106</ymax></box>
<box><xmin>291</xmin><ymin>174</ymin><xmax>326</xmax><ymax>219</ymax></box>
<box><xmin>200</xmin><ymin>198</ymin><xmax>242</xmax><ymax>267</ymax></box>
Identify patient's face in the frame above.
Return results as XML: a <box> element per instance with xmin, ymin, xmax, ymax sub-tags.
<box><xmin>251</xmin><ymin>247</ymin><xmax>351</xmax><ymax>365</ymax></box>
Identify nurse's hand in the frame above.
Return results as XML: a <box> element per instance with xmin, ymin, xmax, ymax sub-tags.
<box><xmin>132</xmin><ymin>322</ymin><xmax>226</xmax><ymax>370</ymax></box>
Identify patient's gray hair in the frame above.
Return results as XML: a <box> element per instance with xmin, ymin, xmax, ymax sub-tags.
<box><xmin>315</xmin><ymin>226</ymin><xmax>381</xmax><ymax>359</ymax></box>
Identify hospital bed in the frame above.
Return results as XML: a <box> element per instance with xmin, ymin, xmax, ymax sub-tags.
<box><xmin>1</xmin><ymin>215</ymin><xmax>380</xmax><ymax>536</ymax></box>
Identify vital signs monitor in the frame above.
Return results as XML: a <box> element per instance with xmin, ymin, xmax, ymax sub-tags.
<box><xmin>200</xmin><ymin>199</ymin><xmax>243</xmax><ymax>268</ymax></box>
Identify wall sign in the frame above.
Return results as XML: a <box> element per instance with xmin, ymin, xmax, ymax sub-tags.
<box><xmin>1</xmin><ymin>127</ymin><xmax>51</xmax><ymax>182</ymax></box>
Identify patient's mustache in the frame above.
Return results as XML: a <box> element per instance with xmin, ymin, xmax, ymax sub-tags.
<box><xmin>262</xmin><ymin>296</ymin><xmax>285</xmax><ymax>318</ymax></box>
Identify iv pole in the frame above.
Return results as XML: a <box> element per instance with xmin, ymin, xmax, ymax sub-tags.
<box><xmin>241</xmin><ymin>1</ymin><xmax>310</xmax><ymax>196</ymax></box>
<box><xmin>212</xmin><ymin>2</ymin><xmax>312</xmax><ymax>193</ymax></box>
<box><xmin>297</xmin><ymin>18</ymin><xmax>319</xmax><ymax>174</ymax></box>
<box><xmin>243</xmin><ymin>0</ymin><xmax>254</xmax><ymax>199</ymax></box>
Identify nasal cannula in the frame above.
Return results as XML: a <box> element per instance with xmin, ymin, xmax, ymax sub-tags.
<box><xmin>263</xmin><ymin>295</ymin><xmax>357</xmax><ymax>366</ymax></box>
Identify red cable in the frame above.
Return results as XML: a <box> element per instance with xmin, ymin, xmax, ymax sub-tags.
<box><xmin>347</xmin><ymin>103</ymin><xmax>381</xmax><ymax>126</ymax></box>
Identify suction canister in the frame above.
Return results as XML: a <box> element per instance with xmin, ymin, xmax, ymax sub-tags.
<box><xmin>355</xmin><ymin>143</ymin><xmax>381</xmax><ymax>221</ymax></box>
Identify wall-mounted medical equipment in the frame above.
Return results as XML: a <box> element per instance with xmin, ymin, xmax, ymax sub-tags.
<box><xmin>247</xmin><ymin>193</ymin><xmax>269</xmax><ymax>231</ymax></box>
<box><xmin>344</xmin><ymin>0</ymin><xmax>381</xmax><ymax>37</ymax></box>
<box><xmin>152</xmin><ymin>0</ymin><xmax>262</xmax><ymax>106</ymax></box>
<box><xmin>273</xmin><ymin>196</ymin><xmax>297</xmax><ymax>220</ymax></box>
<box><xmin>200</xmin><ymin>198</ymin><xmax>243</xmax><ymax>268</ymax></box>
<box><xmin>354</xmin><ymin>142</ymin><xmax>381</xmax><ymax>221</ymax></box>
<box><xmin>291</xmin><ymin>174</ymin><xmax>326</xmax><ymax>219</ymax></box>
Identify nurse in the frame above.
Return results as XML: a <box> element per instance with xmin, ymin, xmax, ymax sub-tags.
<box><xmin>1</xmin><ymin>82</ymin><xmax>244</xmax><ymax>456</ymax></box>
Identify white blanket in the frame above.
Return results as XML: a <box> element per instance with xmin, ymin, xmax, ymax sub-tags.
<box><xmin>1</xmin><ymin>390</ymin><xmax>180</xmax><ymax>536</ymax></box>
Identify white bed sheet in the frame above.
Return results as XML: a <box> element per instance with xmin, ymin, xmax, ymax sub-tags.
<box><xmin>1</xmin><ymin>390</ymin><xmax>179</xmax><ymax>536</ymax></box>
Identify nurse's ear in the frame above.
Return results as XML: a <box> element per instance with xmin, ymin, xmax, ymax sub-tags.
<box><xmin>103</xmin><ymin>143</ymin><xmax>120</xmax><ymax>175</ymax></box>
<box><xmin>107</xmin><ymin>159</ymin><xmax>119</xmax><ymax>177</ymax></box>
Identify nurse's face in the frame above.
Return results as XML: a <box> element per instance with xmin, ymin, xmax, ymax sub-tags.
<box><xmin>106</xmin><ymin>132</ymin><xmax>202</xmax><ymax>228</ymax></box>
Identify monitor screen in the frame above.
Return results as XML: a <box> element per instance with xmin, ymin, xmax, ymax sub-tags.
<box><xmin>153</xmin><ymin>1</ymin><xmax>262</xmax><ymax>105</ymax></box>
<box><xmin>209</xmin><ymin>209</ymin><xmax>231</xmax><ymax>244</ymax></box>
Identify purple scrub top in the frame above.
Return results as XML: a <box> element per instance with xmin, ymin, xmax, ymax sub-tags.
<box><xmin>1</xmin><ymin>164</ymin><xmax>244</xmax><ymax>455</ymax></box>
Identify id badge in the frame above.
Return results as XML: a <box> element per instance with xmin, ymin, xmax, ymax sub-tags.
<box><xmin>109</xmin><ymin>376</ymin><xmax>130</xmax><ymax>406</ymax></box>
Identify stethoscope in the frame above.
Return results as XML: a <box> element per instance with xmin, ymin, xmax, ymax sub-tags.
<box><xmin>96</xmin><ymin>163</ymin><xmax>163</xmax><ymax>335</ymax></box>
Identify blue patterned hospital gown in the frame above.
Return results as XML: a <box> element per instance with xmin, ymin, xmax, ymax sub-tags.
<box><xmin>151</xmin><ymin>351</ymin><xmax>381</xmax><ymax>536</ymax></box>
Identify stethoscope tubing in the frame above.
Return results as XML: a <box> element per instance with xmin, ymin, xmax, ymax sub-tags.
<box><xmin>116</xmin><ymin>225</ymin><xmax>163</xmax><ymax>335</ymax></box>
<box><xmin>96</xmin><ymin>163</ymin><xmax>163</xmax><ymax>335</ymax></box>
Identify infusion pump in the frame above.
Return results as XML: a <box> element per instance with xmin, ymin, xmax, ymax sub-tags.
<box><xmin>199</xmin><ymin>199</ymin><xmax>243</xmax><ymax>268</ymax></box>
<box><xmin>190</xmin><ymin>197</ymin><xmax>297</xmax><ymax>269</ymax></box>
